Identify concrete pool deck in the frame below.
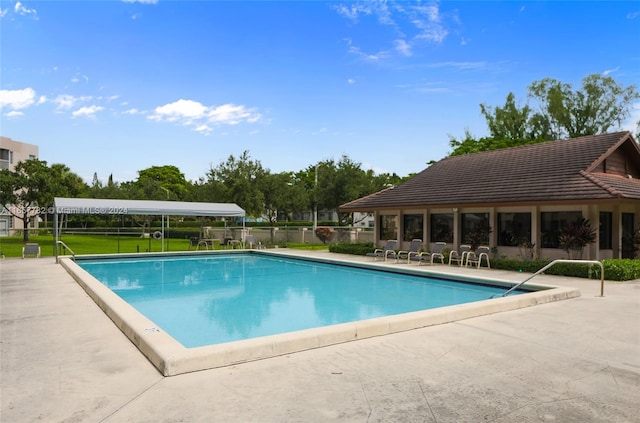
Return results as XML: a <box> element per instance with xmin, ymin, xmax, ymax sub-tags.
<box><xmin>1</xmin><ymin>252</ymin><xmax>639</xmax><ymax>422</ymax></box>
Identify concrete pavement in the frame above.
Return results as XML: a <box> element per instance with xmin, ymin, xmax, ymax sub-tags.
<box><xmin>1</xmin><ymin>254</ymin><xmax>639</xmax><ymax>422</ymax></box>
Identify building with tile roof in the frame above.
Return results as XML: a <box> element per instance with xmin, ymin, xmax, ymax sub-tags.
<box><xmin>340</xmin><ymin>131</ymin><xmax>640</xmax><ymax>260</ymax></box>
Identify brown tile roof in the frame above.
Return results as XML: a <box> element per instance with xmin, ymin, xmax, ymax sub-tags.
<box><xmin>341</xmin><ymin>132</ymin><xmax>640</xmax><ymax>211</ymax></box>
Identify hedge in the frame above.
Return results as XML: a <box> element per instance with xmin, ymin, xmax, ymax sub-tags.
<box><xmin>490</xmin><ymin>258</ymin><xmax>640</xmax><ymax>281</ymax></box>
<box><xmin>329</xmin><ymin>242</ymin><xmax>376</xmax><ymax>255</ymax></box>
<box><xmin>328</xmin><ymin>244</ymin><xmax>640</xmax><ymax>281</ymax></box>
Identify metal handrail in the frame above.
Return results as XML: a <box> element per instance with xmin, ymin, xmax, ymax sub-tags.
<box><xmin>500</xmin><ymin>259</ymin><xmax>605</xmax><ymax>297</ymax></box>
<box><xmin>55</xmin><ymin>240</ymin><xmax>76</xmax><ymax>263</ymax></box>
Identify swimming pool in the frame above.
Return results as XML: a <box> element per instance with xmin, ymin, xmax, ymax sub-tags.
<box><xmin>60</xmin><ymin>250</ymin><xmax>580</xmax><ymax>376</ymax></box>
<box><xmin>77</xmin><ymin>254</ymin><xmax>527</xmax><ymax>348</ymax></box>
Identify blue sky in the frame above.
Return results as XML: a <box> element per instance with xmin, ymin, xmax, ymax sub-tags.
<box><xmin>1</xmin><ymin>1</ymin><xmax>639</xmax><ymax>184</ymax></box>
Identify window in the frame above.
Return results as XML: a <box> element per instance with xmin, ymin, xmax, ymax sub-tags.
<box><xmin>0</xmin><ymin>148</ymin><xmax>11</xmax><ymax>170</ymax></box>
<box><xmin>402</xmin><ymin>214</ymin><xmax>423</xmax><ymax>241</ymax></box>
<box><xmin>599</xmin><ymin>212</ymin><xmax>612</xmax><ymax>249</ymax></box>
<box><xmin>498</xmin><ymin>213</ymin><xmax>532</xmax><ymax>246</ymax></box>
<box><xmin>461</xmin><ymin>213</ymin><xmax>491</xmax><ymax>247</ymax></box>
<box><xmin>430</xmin><ymin>214</ymin><xmax>453</xmax><ymax>243</ymax></box>
<box><xmin>541</xmin><ymin>211</ymin><xmax>581</xmax><ymax>248</ymax></box>
<box><xmin>379</xmin><ymin>215</ymin><xmax>398</xmax><ymax>240</ymax></box>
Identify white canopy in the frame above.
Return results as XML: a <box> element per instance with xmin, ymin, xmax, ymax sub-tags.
<box><xmin>53</xmin><ymin>197</ymin><xmax>245</xmax><ymax>217</ymax></box>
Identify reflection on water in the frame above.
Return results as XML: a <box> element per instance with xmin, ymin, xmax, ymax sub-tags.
<box><xmin>78</xmin><ymin>254</ymin><xmax>515</xmax><ymax>348</ymax></box>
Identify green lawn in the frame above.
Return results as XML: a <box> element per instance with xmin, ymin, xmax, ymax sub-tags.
<box><xmin>0</xmin><ymin>234</ymin><xmax>192</xmax><ymax>258</ymax></box>
<box><xmin>0</xmin><ymin>236</ymin><xmax>329</xmax><ymax>258</ymax></box>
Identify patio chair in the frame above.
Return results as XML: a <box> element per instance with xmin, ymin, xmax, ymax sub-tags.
<box><xmin>449</xmin><ymin>244</ymin><xmax>472</xmax><ymax>266</ymax></box>
<box><xmin>22</xmin><ymin>243</ymin><xmax>41</xmax><ymax>259</ymax></box>
<box><xmin>409</xmin><ymin>242</ymin><xmax>446</xmax><ymax>265</ymax></box>
<box><xmin>466</xmin><ymin>246</ymin><xmax>491</xmax><ymax>269</ymax></box>
<box><xmin>244</xmin><ymin>235</ymin><xmax>265</xmax><ymax>249</ymax></box>
<box><xmin>396</xmin><ymin>239</ymin><xmax>423</xmax><ymax>264</ymax></box>
<box><xmin>366</xmin><ymin>240</ymin><xmax>399</xmax><ymax>261</ymax></box>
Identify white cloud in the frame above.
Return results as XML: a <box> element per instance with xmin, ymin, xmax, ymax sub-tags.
<box><xmin>333</xmin><ymin>3</ymin><xmax>373</xmax><ymax>21</ymax></box>
<box><xmin>602</xmin><ymin>67</ymin><xmax>619</xmax><ymax>76</ymax></box>
<box><xmin>345</xmin><ymin>39</ymin><xmax>390</xmax><ymax>62</ymax></box>
<box><xmin>149</xmin><ymin>99</ymin><xmax>262</xmax><ymax>132</ymax></box>
<box><xmin>347</xmin><ymin>78</ymin><xmax>356</xmax><ymax>84</ymax></box>
<box><xmin>151</xmin><ymin>99</ymin><xmax>208</xmax><ymax>122</ymax></box>
<box><xmin>338</xmin><ymin>0</ymin><xmax>452</xmax><ymax>61</ymax></box>
<box><xmin>53</xmin><ymin>94</ymin><xmax>91</xmax><ymax>111</ymax></box>
<box><xmin>0</xmin><ymin>87</ymin><xmax>36</xmax><ymax>109</ymax></box>
<box><xmin>72</xmin><ymin>105</ymin><xmax>104</xmax><ymax>119</ymax></box>
<box><xmin>627</xmin><ymin>11</ymin><xmax>639</xmax><ymax>19</ymax></box>
<box><xmin>123</xmin><ymin>108</ymin><xmax>143</xmax><ymax>115</ymax></box>
<box><xmin>71</xmin><ymin>74</ymin><xmax>89</xmax><ymax>84</ymax></box>
<box><xmin>195</xmin><ymin>124</ymin><xmax>212</xmax><ymax>135</ymax></box>
<box><xmin>410</xmin><ymin>3</ymin><xmax>448</xmax><ymax>43</ymax></box>
<box><xmin>0</xmin><ymin>8</ymin><xmax>8</xmax><ymax>18</ymax></box>
<box><xmin>14</xmin><ymin>1</ymin><xmax>37</xmax><ymax>17</ymax></box>
<box><xmin>209</xmin><ymin>104</ymin><xmax>261</xmax><ymax>124</ymax></box>
<box><xmin>4</xmin><ymin>110</ymin><xmax>25</xmax><ymax>118</ymax></box>
<box><xmin>394</xmin><ymin>39</ymin><xmax>412</xmax><ymax>56</ymax></box>
<box><xmin>312</xmin><ymin>127</ymin><xmax>328</xmax><ymax>136</ymax></box>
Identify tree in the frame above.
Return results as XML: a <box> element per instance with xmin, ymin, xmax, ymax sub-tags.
<box><xmin>0</xmin><ymin>159</ymin><xmax>54</xmax><ymax>241</ymax></box>
<box><xmin>137</xmin><ymin>165</ymin><xmax>190</xmax><ymax>200</ymax></box>
<box><xmin>449</xmin><ymin>74</ymin><xmax>639</xmax><ymax>156</ymax></box>
<box><xmin>480</xmin><ymin>92</ymin><xmax>552</xmax><ymax>144</ymax></box>
<box><xmin>258</xmin><ymin>171</ymin><xmax>309</xmax><ymax>223</ymax></box>
<box><xmin>313</xmin><ymin>156</ymin><xmax>391</xmax><ymax>225</ymax></box>
<box><xmin>207</xmin><ymin>151</ymin><xmax>266</xmax><ymax>217</ymax></box>
<box><xmin>528</xmin><ymin>74</ymin><xmax>639</xmax><ymax>139</ymax></box>
<box><xmin>448</xmin><ymin>129</ymin><xmax>508</xmax><ymax>156</ymax></box>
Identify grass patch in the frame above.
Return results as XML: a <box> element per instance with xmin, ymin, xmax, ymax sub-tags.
<box><xmin>0</xmin><ymin>234</ymin><xmax>193</xmax><ymax>258</ymax></box>
<box><xmin>284</xmin><ymin>243</ymin><xmax>329</xmax><ymax>251</ymax></box>
<box><xmin>0</xmin><ymin>236</ymin><xmax>329</xmax><ymax>258</ymax></box>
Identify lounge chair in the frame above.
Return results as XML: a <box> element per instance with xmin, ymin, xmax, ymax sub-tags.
<box><xmin>22</xmin><ymin>243</ymin><xmax>40</xmax><ymax>259</ymax></box>
<box><xmin>466</xmin><ymin>246</ymin><xmax>491</xmax><ymax>269</ymax></box>
<box><xmin>449</xmin><ymin>244</ymin><xmax>471</xmax><ymax>266</ymax></box>
<box><xmin>409</xmin><ymin>242</ymin><xmax>446</xmax><ymax>265</ymax></box>
<box><xmin>244</xmin><ymin>235</ymin><xmax>264</xmax><ymax>249</ymax></box>
<box><xmin>366</xmin><ymin>240</ymin><xmax>399</xmax><ymax>261</ymax></box>
<box><xmin>396</xmin><ymin>239</ymin><xmax>423</xmax><ymax>264</ymax></box>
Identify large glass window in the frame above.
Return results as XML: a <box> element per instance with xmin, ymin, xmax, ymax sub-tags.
<box><xmin>599</xmin><ymin>212</ymin><xmax>612</xmax><ymax>249</ymax></box>
<box><xmin>402</xmin><ymin>214</ymin><xmax>424</xmax><ymax>241</ymax></box>
<box><xmin>622</xmin><ymin>213</ymin><xmax>636</xmax><ymax>259</ymax></box>
<box><xmin>379</xmin><ymin>215</ymin><xmax>398</xmax><ymax>240</ymax></box>
<box><xmin>498</xmin><ymin>213</ymin><xmax>532</xmax><ymax>246</ymax></box>
<box><xmin>430</xmin><ymin>214</ymin><xmax>453</xmax><ymax>243</ymax></box>
<box><xmin>461</xmin><ymin>213</ymin><xmax>491</xmax><ymax>247</ymax></box>
<box><xmin>541</xmin><ymin>211</ymin><xmax>582</xmax><ymax>248</ymax></box>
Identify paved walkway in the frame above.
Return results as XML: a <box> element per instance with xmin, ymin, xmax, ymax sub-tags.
<box><xmin>1</xmin><ymin>254</ymin><xmax>639</xmax><ymax>422</ymax></box>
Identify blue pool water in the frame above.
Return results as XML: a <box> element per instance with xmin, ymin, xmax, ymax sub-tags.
<box><xmin>78</xmin><ymin>254</ymin><xmax>523</xmax><ymax>348</ymax></box>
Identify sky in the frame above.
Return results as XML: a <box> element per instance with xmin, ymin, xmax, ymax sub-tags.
<box><xmin>1</xmin><ymin>1</ymin><xmax>639</xmax><ymax>185</ymax></box>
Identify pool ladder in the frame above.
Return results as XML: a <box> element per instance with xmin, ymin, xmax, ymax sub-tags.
<box><xmin>55</xmin><ymin>240</ymin><xmax>76</xmax><ymax>263</ymax></box>
<box><xmin>497</xmin><ymin>259</ymin><xmax>605</xmax><ymax>298</ymax></box>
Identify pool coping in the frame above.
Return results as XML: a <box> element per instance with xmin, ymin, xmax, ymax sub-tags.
<box><xmin>58</xmin><ymin>250</ymin><xmax>581</xmax><ymax>376</ymax></box>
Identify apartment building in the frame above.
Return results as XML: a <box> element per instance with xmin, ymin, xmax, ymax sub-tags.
<box><xmin>0</xmin><ymin>136</ymin><xmax>39</xmax><ymax>236</ymax></box>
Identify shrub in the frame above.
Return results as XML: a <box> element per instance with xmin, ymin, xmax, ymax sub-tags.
<box><xmin>491</xmin><ymin>258</ymin><xmax>640</xmax><ymax>281</ymax></box>
<box><xmin>314</xmin><ymin>226</ymin><xmax>333</xmax><ymax>244</ymax></box>
<box><xmin>601</xmin><ymin>259</ymin><xmax>640</xmax><ymax>281</ymax></box>
<box><xmin>329</xmin><ymin>242</ymin><xmax>375</xmax><ymax>255</ymax></box>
